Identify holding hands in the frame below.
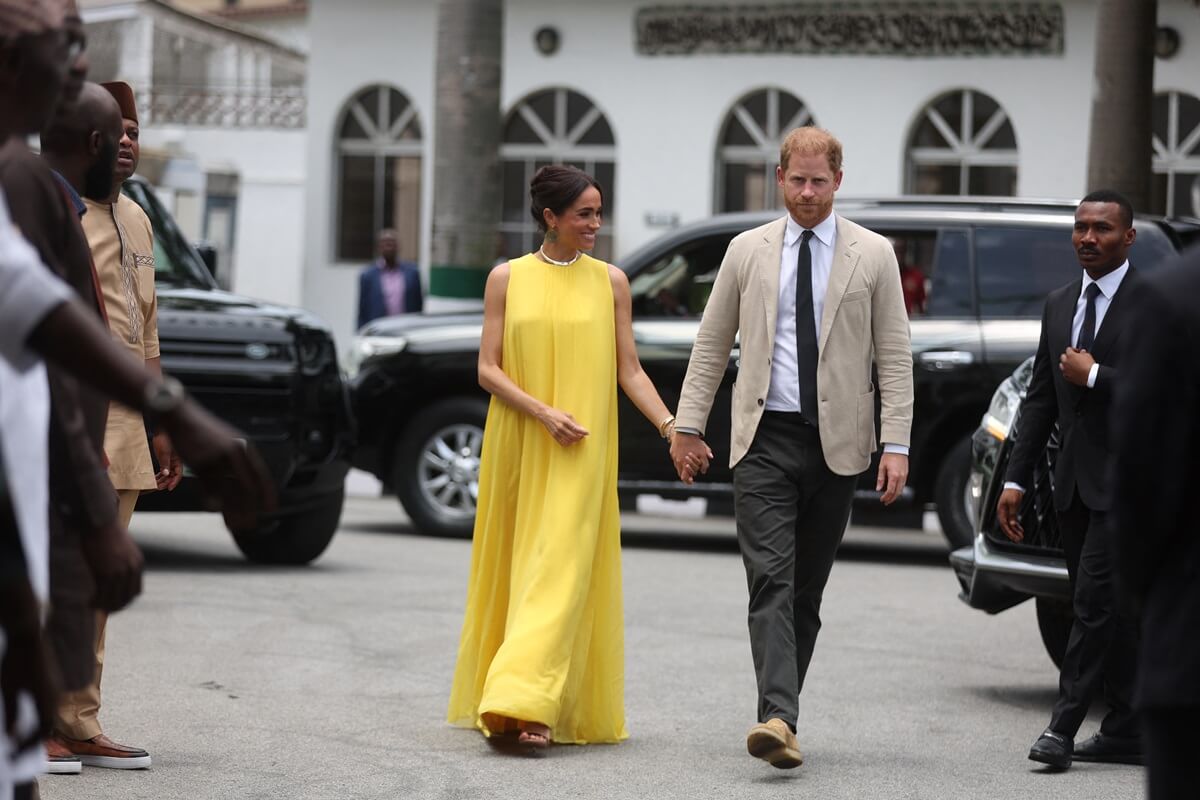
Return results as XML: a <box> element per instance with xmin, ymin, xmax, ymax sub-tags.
<box><xmin>670</xmin><ymin>431</ymin><xmax>715</xmax><ymax>485</ymax></box>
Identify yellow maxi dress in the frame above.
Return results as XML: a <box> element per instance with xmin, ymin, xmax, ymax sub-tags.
<box><xmin>447</xmin><ymin>252</ymin><xmax>627</xmax><ymax>744</ymax></box>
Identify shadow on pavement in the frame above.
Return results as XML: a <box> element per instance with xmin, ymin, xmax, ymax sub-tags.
<box><xmin>138</xmin><ymin>539</ymin><xmax>351</xmax><ymax>574</ymax></box>
<box><xmin>340</xmin><ymin>520</ymin><xmax>420</xmax><ymax>537</ymax></box>
<box><xmin>964</xmin><ymin>684</ymin><xmax>1059</xmax><ymax>713</ymax></box>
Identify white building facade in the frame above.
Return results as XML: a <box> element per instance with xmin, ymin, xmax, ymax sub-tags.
<box><xmin>81</xmin><ymin>0</ymin><xmax>309</xmax><ymax>305</ymax></box>
<box><xmin>306</xmin><ymin>0</ymin><xmax>1197</xmax><ymax>345</ymax></box>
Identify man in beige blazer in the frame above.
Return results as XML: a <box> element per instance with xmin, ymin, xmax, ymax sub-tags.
<box><xmin>670</xmin><ymin>127</ymin><xmax>913</xmax><ymax>769</ymax></box>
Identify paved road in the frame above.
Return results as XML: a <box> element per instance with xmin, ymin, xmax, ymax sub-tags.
<box><xmin>40</xmin><ymin>497</ymin><xmax>1144</xmax><ymax>800</ymax></box>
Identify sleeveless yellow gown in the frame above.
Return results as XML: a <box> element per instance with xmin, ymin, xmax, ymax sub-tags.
<box><xmin>446</xmin><ymin>252</ymin><xmax>627</xmax><ymax>744</ymax></box>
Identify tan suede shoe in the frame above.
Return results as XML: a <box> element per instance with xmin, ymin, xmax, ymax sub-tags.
<box><xmin>746</xmin><ymin>718</ymin><xmax>803</xmax><ymax>769</ymax></box>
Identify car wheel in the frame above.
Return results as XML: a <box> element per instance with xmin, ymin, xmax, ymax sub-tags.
<box><xmin>232</xmin><ymin>487</ymin><xmax>345</xmax><ymax>565</ymax></box>
<box><xmin>394</xmin><ymin>397</ymin><xmax>487</xmax><ymax>538</ymax></box>
<box><xmin>935</xmin><ymin>436</ymin><xmax>975</xmax><ymax>550</ymax></box>
<box><xmin>1035</xmin><ymin>597</ymin><xmax>1073</xmax><ymax>669</ymax></box>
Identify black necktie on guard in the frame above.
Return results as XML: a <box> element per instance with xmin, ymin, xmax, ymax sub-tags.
<box><xmin>1077</xmin><ymin>282</ymin><xmax>1101</xmax><ymax>351</ymax></box>
<box><xmin>796</xmin><ymin>229</ymin><xmax>819</xmax><ymax>427</ymax></box>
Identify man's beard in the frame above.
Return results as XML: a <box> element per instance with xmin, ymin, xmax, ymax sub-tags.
<box><xmin>83</xmin><ymin>139</ymin><xmax>117</xmax><ymax>201</ymax></box>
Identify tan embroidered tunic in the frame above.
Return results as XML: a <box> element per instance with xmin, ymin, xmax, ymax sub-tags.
<box><xmin>83</xmin><ymin>194</ymin><xmax>159</xmax><ymax>491</ymax></box>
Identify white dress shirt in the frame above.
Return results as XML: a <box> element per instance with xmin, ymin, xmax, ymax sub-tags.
<box><xmin>762</xmin><ymin>211</ymin><xmax>907</xmax><ymax>456</ymax></box>
<box><xmin>1072</xmin><ymin>260</ymin><xmax>1128</xmax><ymax>388</ymax></box>
<box><xmin>765</xmin><ymin>212</ymin><xmax>836</xmax><ymax>413</ymax></box>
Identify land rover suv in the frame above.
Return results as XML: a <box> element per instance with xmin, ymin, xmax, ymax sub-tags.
<box><xmin>125</xmin><ymin>177</ymin><xmax>354</xmax><ymax>565</ymax></box>
<box><xmin>349</xmin><ymin>197</ymin><xmax>1185</xmax><ymax>545</ymax></box>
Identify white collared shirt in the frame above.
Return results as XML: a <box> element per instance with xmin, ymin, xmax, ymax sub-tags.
<box><xmin>765</xmin><ymin>211</ymin><xmax>837</xmax><ymax>412</ymax></box>
<box><xmin>1073</xmin><ymin>260</ymin><xmax>1128</xmax><ymax>388</ymax></box>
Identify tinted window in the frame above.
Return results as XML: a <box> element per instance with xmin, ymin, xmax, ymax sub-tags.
<box><xmin>876</xmin><ymin>229</ymin><xmax>972</xmax><ymax>318</ymax></box>
<box><xmin>122</xmin><ymin>180</ymin><xmax>215</xmax><ymax>289</ymax></box>
<box><xmin>629</xmin><ymin>235</ymin><xmax>733</xmax><ymax>318</ymax></box>
<box><xmin>927</xmin><ymin>229</ymin><xmax>973</xmax><ymax>317</ymax></box>
<box><xmin>976</xmin><ymin>224</ymin><xmax>1179</xmax><ymax>318</ymax></box>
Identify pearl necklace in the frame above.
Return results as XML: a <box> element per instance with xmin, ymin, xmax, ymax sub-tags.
<box><xmin>539</xmin><ymin>246</ymin><xmax>581</xmax><ymax>266</ymax></box>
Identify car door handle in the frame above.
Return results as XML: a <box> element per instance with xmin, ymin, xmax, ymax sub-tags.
<box><xmin>918</xmin><ymin>350</ymin><xmax>974</xmax><ymax>370</ymax></box>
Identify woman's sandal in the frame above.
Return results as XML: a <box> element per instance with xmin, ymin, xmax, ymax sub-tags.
<box><xmin>517</xmin><ymin>723</ymin><xmax>551</xmax><ymax>751</ymax></box>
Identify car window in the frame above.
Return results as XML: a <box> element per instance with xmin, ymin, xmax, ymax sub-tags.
<box><xmin>976</xmin><ymin>223</ymin><xmax>1180</xmax><ymax>318</ymax></box>
<box><xmin>629</xmin><ymin>235</ymin><xmax>732</xmax><ymax>318</ymax></box>
<box><xmin>875</xmin><ymin>229</ymin><xmax>972</xmax><ymax>318</ymax></box>
<box><xmin>975</xmin><ymin>227</ymin><xmax>1080</xmax><ymax>318</ymax></box>
<box><xmin>121</xmin><ymin>180</ymin><xmax>216</xmax><ymax>289</ymax></box>
<box><xmin>1127</xmin><ymin>222</ymin><xmax>1185</xmax><ymax>270</ymax></box>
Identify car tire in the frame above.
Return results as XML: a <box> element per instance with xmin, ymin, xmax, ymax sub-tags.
<box><xmin>1035</xmin><ymin>597</ymin><xmax>1072</xmax><ymax>669</ymax></box>
<box><xmin>232</xmin><ymin>487</ymin><xmax>345</xmax><ymax>565</ymax></box>
<box><xmin>935</xmin><ymin>436</ymin><xmax>975</xmax><ymax>550</ymax></box>
<box><xmin>394</xmin><ymin>397</ymin><xmax>488</xmax><ymax>538</ymax></box>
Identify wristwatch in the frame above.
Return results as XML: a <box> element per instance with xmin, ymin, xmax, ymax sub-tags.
<box><xmin>143</xmin><ymin>375</ymin><xmax>186</xmax><ymax>424</ymax></box>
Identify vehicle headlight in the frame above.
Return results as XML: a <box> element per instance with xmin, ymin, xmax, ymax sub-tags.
<box><xmin>344</xmin><ymin>335</ymin><xmax>407</xmax><ymax>377</ymax></box>
<box><xmin>296</xmin><ymin>332</ymin><xmax>334</xmax><ymax>376</ymax></box>
<box><xmin>982</xmin><ymin>378</ymin><xmax>1021</xmax><ymax>441</ymax></box>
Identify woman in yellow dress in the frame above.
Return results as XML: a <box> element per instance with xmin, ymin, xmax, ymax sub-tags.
<box><xmin>447</xmin><ymin>165</ymin><xmax>710</xmax><ymax>749</ymax></box>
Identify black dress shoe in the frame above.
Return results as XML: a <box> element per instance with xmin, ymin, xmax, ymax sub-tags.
<box><xmin>1028</xmin><ymin>729</ymin><xmax>1073</xmax><ymax>770</ymax></box>
<box><xmin>1074</xmin><ymin>732</ymin><xmax>1144</xmax><ymax>765</ymax></box>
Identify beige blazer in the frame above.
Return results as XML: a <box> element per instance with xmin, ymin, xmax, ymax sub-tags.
<box><xmin>676</xmin><ymin>214</ymin><xmax>913</xmax><ymax>475</ymax></box>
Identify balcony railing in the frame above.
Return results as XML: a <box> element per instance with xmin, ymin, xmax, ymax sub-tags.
<box><xmin>145</xmin><ymin>87</ymin><xmax>305</xmax><ymax>129</ymax></box>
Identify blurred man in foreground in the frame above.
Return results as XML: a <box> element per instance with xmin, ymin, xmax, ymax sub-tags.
<box><xmin>1111</xmin><ymin>245</ymin><xmax>1200</xmax><ymax>799</ymax></box>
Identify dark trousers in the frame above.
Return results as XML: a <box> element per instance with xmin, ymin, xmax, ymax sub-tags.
<box><xmin>1145</xmin><ymin>708</ymin><xmax>1199</xmax><ymax>800</ymax></box>
<box><xmin>732</xmin><ymin>412</ymin><xmax>857</xmax><ymax>730</ymax></box>
<box><xmin>1048</xmin><ymin>491</ymin><xmax>1139</xmax><ymax>738</ymax></box>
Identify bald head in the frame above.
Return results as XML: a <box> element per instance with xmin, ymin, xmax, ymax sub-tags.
<box><xmin>41</xmin><ymin>82</ymin><xmax>122</xmax><ymax>201</ymax></box>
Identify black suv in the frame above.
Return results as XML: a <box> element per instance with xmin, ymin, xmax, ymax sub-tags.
<box><xmin>125</xmin><ymin>178</ymin><xmax>354</xmax><ymax>564</ymax></box>
<box><xmin>349</xmin><ymin>198</ymin><xmax>1184</xmax><ymax>545</ymax></box>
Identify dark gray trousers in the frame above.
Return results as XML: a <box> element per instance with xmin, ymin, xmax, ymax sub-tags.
<box><xmin>1049</xmin><ymin>491</ymin><xmax>1139</xmax><ymax>738</ymax></box>
<box><xmin>733</xmin><ymin>411</ymin><xmax>857</xmax><ymax>730</ymax></box>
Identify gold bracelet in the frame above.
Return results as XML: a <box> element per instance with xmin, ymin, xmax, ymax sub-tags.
<box><xmin>658</xmin><ymin>415</ymin><xmax>676</xmax><ymax>439</ymax></box>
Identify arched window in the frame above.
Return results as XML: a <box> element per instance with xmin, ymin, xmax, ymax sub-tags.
<box><xmin>906</xmin><ymin>89</ymin><xmax>1018</xmax><ymax>196</ymax></box>
<box><xmin>334</xmin><ymin>85</ymin><xmax>422</xmax><ymax>262</ymax></box>
<box><xmin>500</xmin><ymin>88</ymin><xmax>616</xmax><ymax>261</ymax></box>
<box><xmin>1152</xmin><ymin>90</ymin><xmax>1200</xmax><ymax>217</ymax></box>
<box><xmin>716</xmin><ymin>88</ymin><xmax>814</xmax><ymax>212</ymax></box>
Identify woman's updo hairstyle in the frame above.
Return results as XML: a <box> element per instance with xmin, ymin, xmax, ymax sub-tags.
<box><xmin>529</xmin><ymin>165</ymin><xmax>604</xmax><ymax>233</ymax></box>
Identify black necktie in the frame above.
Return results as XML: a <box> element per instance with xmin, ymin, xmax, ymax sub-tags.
<box><xmin>1077</xmin><ymin>283</ymin><xmax>1101</xmax><ymax>351</ymax></box>
<box><xmin>796</xmin><ymin>230</ymin><xmax>819</xmax><ymax>426</ymax></box>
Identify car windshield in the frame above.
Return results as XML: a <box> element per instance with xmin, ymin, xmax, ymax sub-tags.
<box><xmin>121</xmin><ymin>180</ymin><xmax>216</xmax><ymax>290</ymax></box>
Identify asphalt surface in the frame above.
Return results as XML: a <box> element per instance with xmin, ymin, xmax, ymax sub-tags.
<box><xmin>39</xmin><ymin>496</ymin><xmax>1146</xmax><ymax>800</ymax></box>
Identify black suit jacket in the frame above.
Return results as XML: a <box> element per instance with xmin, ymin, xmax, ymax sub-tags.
<box><xmin>1112</xmin><ymin>249</ymin><xmax>1200</xmax><ymax>710</ymax></box>
<box><xmin>1005</xmin><ymin>266</ymin><xmax>1141</xmax><ymax>512</ymax></box>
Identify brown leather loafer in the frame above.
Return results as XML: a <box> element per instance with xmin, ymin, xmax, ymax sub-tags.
<box><xmin>58</xmin><ymin>733</ymin><xmax>151</xmax><ymax>770</ymax></box>
<box><xmin>746</xmin><ymin>718</ymin><xmax>803</xmax><ymax>769</ymax></box>
<box><xmin>45</xmin><ymin>736</ymin><xmax>82</xmax><ymax>774</ymax></box>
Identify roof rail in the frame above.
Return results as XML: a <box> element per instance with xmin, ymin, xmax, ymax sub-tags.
<box><xmin>837</xmin><ymin>195</ymin><xmax>1080</xmax><ymax>211</ymax></box>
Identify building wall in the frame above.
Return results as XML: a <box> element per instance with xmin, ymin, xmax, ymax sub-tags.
<box><xmin>305</xmin><ymin>0</ymin><xmax>437</xmax><ymax>349</ymax></box>
<box><xmin>305</xmin><ymin>0</ymin><xmax>1200</xmax><ymax>349</ymax></box>
<box><xmin>140</xmin><ymin>128</ymin><xmax>307</xmax><ymax>305</ymax></box>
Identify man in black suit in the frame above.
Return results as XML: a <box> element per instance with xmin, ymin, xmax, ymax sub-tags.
<box><xmin>996</xmin><ymin>189</ymin><xmax>1142</xmax><ymax>770</ymax></box>
<box><xmin>1111</xmin><ymin>245</ymin><xmax>1200</xmax><ymax>800</ymax></box>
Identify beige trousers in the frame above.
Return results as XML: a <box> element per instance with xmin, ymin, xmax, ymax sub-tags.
<box><xmin>54</xmin><ymin>489</ymin><xmax>138</xmax><ymax>740</ymax></box>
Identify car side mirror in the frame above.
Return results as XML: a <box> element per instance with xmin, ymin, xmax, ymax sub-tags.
<box><xmin>195</xmin><ymin>243</ymin><xmax>218</xmax><ymax>281</ymax></box>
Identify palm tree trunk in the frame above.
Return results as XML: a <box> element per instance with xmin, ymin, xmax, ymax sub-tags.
<box><xmin>429</xmin><ymin>0</ymin><xmax>503</xmax><ymax>305</ymax></box>
<box><xmin>1085</xmin><ymin>0</ymin><xmax>1157</xmax><ymax>210</ymax></box>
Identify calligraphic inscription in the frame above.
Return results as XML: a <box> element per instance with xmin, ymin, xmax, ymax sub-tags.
<box><xmin>635</xmin><ymin>3</ymin><xmax>1064</xmax><ymax>56</ymax></box>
